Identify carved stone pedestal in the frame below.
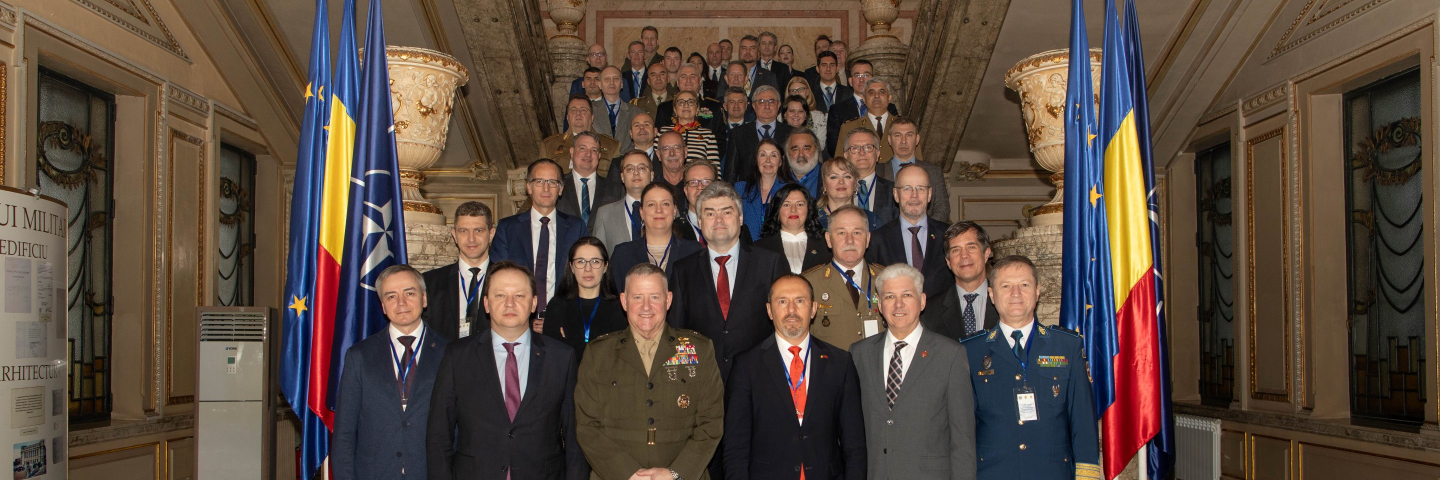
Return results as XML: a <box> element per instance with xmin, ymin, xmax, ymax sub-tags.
<box><xmin>851</xmin><ymin>0</ymin><xmax>908</xmax><ymax>98</ymax></box>
<box><xmin>547</xmin><ymin>0</ymin><xmax>587</xmax><ymax>130</ymax></box>
<box><xmin>404</xmin><ymin>223</ymin><xmax>458</xmax><ymax>272</ymax></box>
<box><xmin>990</xmin><ymin>223</ymin><xmax>1062</xmax><ymax>326</ymax></box>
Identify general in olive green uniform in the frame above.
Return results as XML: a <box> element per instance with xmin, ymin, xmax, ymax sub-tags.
<box><xmin>576</xmin><ymin>325</ymin><xmax>724</xmax><ymax>480</ymax></box>
<box><xmin>803</xmin><ymin>261</ymin><xmax>885</xmax><ymax>350</ymax></box>
<box><xmin>539</xmin><ymin>131</ymin><xmax>621</xmax><ymax>176</ymax></box>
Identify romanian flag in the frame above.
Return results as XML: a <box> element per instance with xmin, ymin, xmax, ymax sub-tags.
<box><xmin>1062</xmin><ymin>0</ymin><xmax>1174</xmax><ymax>478</ymax></box>
<box><xmin>278</xmin><ymin>0</ymin><xmax>332</xmax><ymax>477</ymax></box>
<box><xmin>280</xmin><ymin>0</ymin><xmax>407</xmax><ymax>477</ymax></box>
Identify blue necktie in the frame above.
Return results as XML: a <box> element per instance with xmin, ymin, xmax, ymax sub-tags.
<box><xmin>857</xmin><ymin>179</ymin><xmax>870</xmax><ymax>209</ymax></box>
<box><xmin>761</xmin><ymin>124</ymin><xmax>773</xmax><ymax>139</ymax></box>
<box><xmin>629</xmin><ymin>201</ymin><xmax>642</xmax><ymax>239</ymax></box>
<box><xmin>824</xmin><ymin>86</ymin><xmax>835</xmax><ymax>108</ymax></box>
<box><xmin>962</xmin><ymin>293</ymin><xmax>978</xmax><ymax>336</ymax></box>
<box><xmin>1011</xmin><ymin>330</ymin><xmax>1025</xmax><ymax>361</ymax></box>
<box><xmin>580</xmin><ymin>177</ymin><xmax>591</xmax><ymax>225</ymax></box>
<box><xmin>607</xmin><ymin>103</ymin><xmax>618</xmax><ymax>133</ymax></box>
<box><xmin>859</xmin><ymin>99</ymin><xmax>868</xmax><ymax>118</ymax></box>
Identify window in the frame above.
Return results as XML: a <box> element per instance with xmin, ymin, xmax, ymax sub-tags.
<box><xmin>1345</xmin><ymin>68</ymin><xmax>1424</xmax><ymax>428</ymax></box>
<box><xmin>216</xmin><ymin>145</ymin><xmax>256</xmax><ymax>306</ymax></box>
<box><xmin>37</xmin><ymin>68</ymin><xmax>115</xmax><ymax>423</ymax></box>
<box><xmin>1195</xmin><ymin>142</ymin><xmax>1235</xmax><ymax>407</ymax></box>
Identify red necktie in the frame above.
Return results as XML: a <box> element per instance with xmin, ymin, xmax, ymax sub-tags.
<box><xmin>716</xmin><ymin>255</ymin><xmax>731</xmax><ymax>319</ymax></box>
<box><xmin>789</xmin><ymin>345</ymin><xmax>807</xmax><ymax>479</ymax></box>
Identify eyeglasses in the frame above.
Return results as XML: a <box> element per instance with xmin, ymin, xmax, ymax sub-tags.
<box><xmin>845</xmin><ymin>144</ymin><xmax>878</xmax><ymax>153</ymax></box>
<box><xmin>897</xmin><ymin>185</ymin><xmax>931</xmax><ymax>195</ymax></box>
<box><xmin>587</xmin><ymin>53</ymin><xmax>606</xmax><ymax>58</ymax></box>
<box><xmin>787</xmin><ymin>87</ymin><xmax>807</xmax><ymax>93</ymax></box>
<box><xmin>853</xmin><ymin>72</ymin><xmax>873</xmax><ymax>80</ymax></box>
<box><xmin>685</xmin><ymin>179</ymin><xmax>713</xmax><ymax>189</ymax></box>
<box><xmin>571</xmin><ymin>258</ymin><xmax>606</xmax><ymax>269</ymax></box>
<box><xmin>753</xmin><ymin>99</ymin><xmax>779</xmax><ymax>106</ymax></box>
<box><xmin>528</xmin><ymin>179</ymin><xmax>562</xmax><ymax>189</ymax></box>
<box><xmin>623</xmin><ymin>165</ymin><xmax>653</xmax><ymax>174</ymax></box>
<box><xmin>676</xmin><ymin>99</ymin><xmax>698</xmax><ymax>106</ymax></box>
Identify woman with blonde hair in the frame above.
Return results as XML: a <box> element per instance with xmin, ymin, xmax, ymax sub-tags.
<box><xmin>815</xmin><ymin>157</ymin><xmax>880</xmax><ymax>229</ymax></box>
<box><xmin>784</xmin><ymin>76</ymin><xmax>829</xmax><ymax>150</ymax></box>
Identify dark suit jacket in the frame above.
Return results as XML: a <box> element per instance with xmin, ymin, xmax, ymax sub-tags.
<box><xmin>667</xmin><ymin>244</ymin><xmax>789</xmax><ymax>380</ymax></box>
<box><xmin>609</xmin><ymin>235</ymin><xmax>705</xmax><ymax>292</ymax></box>
<box><xmin>824</xmin><ymin>92</ymin><xmax>898</xmax><ymax>155</ymax></box>
<box><xmin>921</xmin><ymin>285</ymin><xmax>1000</xmax><ymax>340</ymax></box>
<box><xmin>722</xmin><ymin>122</ymin><xmax>793</xmax><ymax>183</ymax></box>
<box><xmin>422</xmin><ymin>262</ymin><xmax>490</xmax><ymax>341</ymax></box>
<box><xmin>605</xmin><ymin>149</ymin><xmax>661</xmax><ymax>181</ymax></box>
<box><xmin>862</xmin><ymin>176</ymin><xmax>899</xmax><ymax>228</ymax></box>
<box><xmin>426</xmin><ymin>331</ymin><xmax>587</xmax><ymax>480</ymax></box>
<box><xmin>334</xmin><ymin>328</ymin><xmax>448</xmax><ymax>480</ymax></box>
<box><xmin>723</xmin><ymin>65</ymin><xmax>780</xmax><ymax>96</ymax></box>
<box><xmin>807</xmin><ymin>78</ymin><xmax>845</xmax><ymax>112</ymax></box>
<box><xmin>492</xmin><ymin>210</ymin><xmax>587</xmax><ymax>297</ymax></box>
<box><xmin>723</xmin><ymin>336</ymin><xmax>866</xmax><ymax>480</ymax></box>
<box><xmin>540</xmin><ymin>296</ymin><xmax>627</xmax><ymax>359</ymax></box>
<box><xmin>760</xmin><ymin>60</ymin><xmax>793</xmax><ymax>88</ymax></box>
<box><xmin>867</xmin><ymin>217</ymin><xmax>953</xmax><ymax>299</ymax></box>
<box><xmin>754</xmin><ymin>232</ymin><xmax>832</xmax><ymax>274</ymax></box>
<box><xmin>621</xmin><ymin>67</ymin><xmax>648</xmax><ymax>103</ymax></box>
<box><xmin>558</xmin><ymin>173</ymin><xmax>623</xmax><ymax>231</ymax></box>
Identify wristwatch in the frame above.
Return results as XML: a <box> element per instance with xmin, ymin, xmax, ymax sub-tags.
<box><xmin>669</xmin><ymin>469</ymin><xmax>681</xmax><ymax>480</ymax></box>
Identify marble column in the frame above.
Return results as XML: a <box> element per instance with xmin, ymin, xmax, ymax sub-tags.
<box><xmin>990</xmin><ymin>48</ymin><xmax>1100</xmax><ymax>326</ymax></box>
<box><xmin>547</xmin><ymin>0</ymin><xmax>587</xmax><ymax>131</ymax></box>
<box><xmin>850</xmin><ymin>0</ymin><xmax>908</xmax><ymax>100</ymax></box>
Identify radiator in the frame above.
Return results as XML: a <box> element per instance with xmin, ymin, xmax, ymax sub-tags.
<box><xmin>1175</xmin><ymin>414</ymin><xmax>1222</xmax><ymax>480</ymax></box>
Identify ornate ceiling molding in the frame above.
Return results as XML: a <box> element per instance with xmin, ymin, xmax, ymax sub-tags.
<box><xmin>1266</xmin><ymin>0</ymin><xmax>1390</xmax><ymax>62</ymax></box>
<box><xmin>71</xmin><ymin>0</ymin><xmax>188</xmax><ymax>61</ymax></box>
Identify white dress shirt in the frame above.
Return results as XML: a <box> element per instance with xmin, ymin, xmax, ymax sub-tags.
<box><xmin>855</xmin><ymin>172</ymin><xmax>879</xmax><ymax>210</ymax></box>
<box><xmin>1000</xmin><ymin>320</ymin><xmax>1035</xmax><ymax>350</ymax></box>
<box><xmin>687</xmin><ymin>210</ymin><xmax>705</xmax><ymax>239</ymax></box>
<box><xmin>899</xmin><ymin>215</ymin><xmax>928</xmax><ymax>266</ymax></box>
<box><xmin>708</xmin><ymin>243</ymin><xmax>740</xmax><ymax>299</ymax></box>
<box><xmin>455</xmin><ymin>257</ymin><xmax>490</xmax><ymax>328</ymax></box>
<box><xmin>572</xmin><ymin>171</ymin><xmax>599</xmax><ymax>212</ymax></box>
<box><xmin>388</xmin><ymin>322</ymin><xmax>427</xmax><ymax>378</ymax></box>
<box><xmin>491</xmin><ymin>329</ymin><xmax>532</xmax><ymax>399</ymax></box>
<box><xmin>529</xmin><ymin>209</ymin><xmax>559</xmax><ymax>303</ymax></box>
<box><xmin>779</xmin><ymin>230</ymin><xmax>807</xmax><ymax>274</ymax></box>
<box><xmin>777</xmin><ymin>333</ymin><xmax>812</xmax><ymax>424</ymax></box>
<box><xmin>957</xmin><ymin>281</ymin><xmax>990</xmax><ymax>330</ymax></box>
<box><xmin>882</xmin><ymin>324</ymin><xmax>923</xmax><ymax>385</ymax></box>
<box><xmin>870</xmin><ymin>113</ymin><xmax>889</xmax><ymax>132</ymax></box>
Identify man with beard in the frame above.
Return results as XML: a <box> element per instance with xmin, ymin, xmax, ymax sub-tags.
<box><xmin>803</xmin><ymin>205</ymin><xmax>884</xmax><ymax>351</ymax></box>
<box><xmin>723</xmin><ymin>274</ymin><xmax>867</xmax><ymax>479</ymax></box>
<box><xmin>786</xmin><ymin>128</ymin><xmax>824</xmax><ymax>199</ymax></box>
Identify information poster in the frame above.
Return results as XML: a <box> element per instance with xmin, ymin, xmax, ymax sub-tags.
<box><xmin>0</xmin><ymin>188</ymin><xmax>67</xmax><ymax>479</ymax></box>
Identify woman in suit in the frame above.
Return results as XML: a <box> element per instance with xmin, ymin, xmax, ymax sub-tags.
<box><xmin>541</xmin><ymin>236</ymin><xmax>627</xmax><ymax>359</ymax></box>
<box><xmin>734</xmin><ymin>139</ymin><xmax>793</xmax><ymax>242</ymax></box>
<box><xmin>815</xmin><ymin>157</ymin><xmax>882</xmax><ymax>230</ymax></box>
<box><xmin>755</xmin><ymin>183</ymin><xmax>832</xmax><ymax>274</ymax></box>
<box><xmin>610</xmin><ymin>182</ymin><xmax>704</xmax><ymax>292</ymax></box>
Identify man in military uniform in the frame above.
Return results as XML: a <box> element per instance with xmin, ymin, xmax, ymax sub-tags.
<box><xmin>540</xmin><ymin>94</ymin><xmax>621</xmax><ymax>175</ymax></box>
<box><xmin>803</xmin><ymin>205</ymin><xmax>883</xmax><ymax>350</ymax></box>
<box><xmin>961</xmin><ymin>255</ymin><xmax>1100</xmax><ymax>480</ymax></box>
<box><xmin>575</xmin><ymin>263</ymin><xmax>725</xmax><ymax>480</ymax></box>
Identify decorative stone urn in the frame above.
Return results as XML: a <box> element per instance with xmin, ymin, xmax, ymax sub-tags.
<box><xmin>991</xmin><ymin>48</ymin><xmax>1100</xmax><ymax>327</ymax></box>
<box><xmin>388</xmin><ymin>46</ymin><xmax>469</xmax><ymax>226</ymax></box>
<box><xmin>547</xmin><ymin>0</ymin><xmax>588</xmax><ymax>131</ymax></box>
<box><xmin>1001</xmin><ymin>48</ymin><xmax>1101</xmax><ymax>227</ymax></box>
<box><xmin>851</xmin><ymin>0</ymin><xmax>908</xmax><ymax>101</ymax></box>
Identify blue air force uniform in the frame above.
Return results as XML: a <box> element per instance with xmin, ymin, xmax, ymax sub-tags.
<box><xmin>961</xmin><ymin>321</ymin><xmax>1101</xmax><ymax>480</ymax></box>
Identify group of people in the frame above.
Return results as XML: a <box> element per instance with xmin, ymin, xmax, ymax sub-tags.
<box><xmin>330</xmin><ymin>28</ymin><xmax>1100</xmax><ymax>480</ymax></box>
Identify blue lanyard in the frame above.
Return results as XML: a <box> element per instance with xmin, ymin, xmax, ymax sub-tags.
<box><xmin>459</xmin><ymin>268</ymin><xmax>484</xmax><ymax>307</ymax></box>
<box><xmin>579</xmin><ymin>298</ymin><xmax>602</xmax><ymax>342</ymax></box>
<box><xmin>1014</xmin><ymin>328</ymin><xmax>1035</xmax><ymax>382</ymax></box>
<box><xmin>389</xmin><ymin>327</ymin><xmax>426</xmax><ymax>386</ymax></box>
<box><xmin>781</xmin><ymin>338</ymin><xmax>812</xmax><ymax>391</ymax></box>
<box><xmin>831</xmin><ymin>262</ymin><xmax>873</xmax><ymax>307</ymax></box>
<box><xmin>646</xmin><ymin>236</ymin><xmax>674</xmax><ymax>267</ymax></box>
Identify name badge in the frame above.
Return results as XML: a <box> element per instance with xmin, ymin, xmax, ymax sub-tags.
<box><xmin>458</xmin><ymin>320</ymin><xmax>471</xmax><ymax>339</ymax></box>
<box><xmin>863</xmin><ymin>319</ymin><xmax>880</xmax><ymax>338</ymax></box>
<box><xmin>1015</xmin><ymin>386</ymin><xmax>1038</xmax><ymax>422</ymax></box>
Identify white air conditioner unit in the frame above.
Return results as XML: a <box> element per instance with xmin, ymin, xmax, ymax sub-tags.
<box><xmin>195</xmin><ymin>307</ymin><xmax>277</xmax><ymax>480</ymax></box>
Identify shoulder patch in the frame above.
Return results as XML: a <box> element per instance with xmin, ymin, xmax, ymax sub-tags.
<box><xmin>593</xmin><ymin>330</ymin><xmax>626</xmax><ymax>342</ymax></box>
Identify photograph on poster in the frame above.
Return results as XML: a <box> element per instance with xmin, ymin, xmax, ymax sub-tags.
<box><xmin>34</xmin><ymin>263</ymin><xmax>50</xmax><ymax>324</ymax></box>
<box><xmin>3</xmin><ymin>258</ymin><xmax>29</xmax><ymax>315</ymax></box>
<box><xmin>12</xmin><ymin>324</ymin><xmax>43</xmax><ymax>360</ymax></box>
<box><xmin>11</xmin><ymin>439</ymin><xmax>44</xmax><ymax>479</ymax></box>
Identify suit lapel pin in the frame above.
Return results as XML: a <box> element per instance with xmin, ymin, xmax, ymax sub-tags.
<box><xmin>921</xmin><ymin>350</ymin><xmax>928</xmax><ymax>358</ymax></box>
<box><xmin>810</xmin><ymin>249</ymin><xmax>817</xmax><ymax>254</ymax></box>
<box><xmin>819</xmin><ymin>354</ymin><xmax>828</xmax><ymax>359</ymax></box>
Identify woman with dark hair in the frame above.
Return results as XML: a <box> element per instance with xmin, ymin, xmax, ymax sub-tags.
<box><xmin>734</xmin><ymin>139</ymin><xmax>794</xmax><ymax>241</ymax></box>
<box><xmin>541</xmin><ymin>236</ymin><xmax>627</xmax><ymax>358</ymax></box>
<box><xmin>610</xmin><ymin>182</ymin><xmax>704</xmax><ymax>292</ymax></box>
<box><xmin>756</xmin><ymin>183</ymin><xmax>832</xmax><ymax>274</ymax></box>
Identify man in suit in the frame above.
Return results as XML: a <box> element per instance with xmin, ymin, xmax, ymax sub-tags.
<box><xmin>961</xmin><ymin>255</ymin><xmax>1099</xmax><ymax>480</ymax></box>
<box><xmin>674</xmin><ymin>162</ymin><xmax>753</xmax><ymax>247</ymax></box>
<box><xmin>843</xmin><ymin>127</ymin><xmax>898</xmax><ymax>226</ymax></box>
<box><xmin>735</xmin><ymin>35</ymin><xmax>779</xmax><ymax>94</ymax></box>
<box><xmin>568</xmin><ymin>44</ymin><xmax>610</xmax><ymax>98</ymax></box>
<box><xmin>757</xmin><ymin>31</ymin><xmax>792</xmax><ymax>87</ymax></box>
<box><xmin>575</xmin><ymin>263</ymin><xmax>724</xmax><ymax>480</ymax></box>
<box><xmin>592</xmin><ymin>151</ymin><xmax>653</xmax><ymax>254</ymax></box>
<box><xmin>621</xmin><ymin>41</ymin><xmax>648</xmax><ymax>103</ymax></box>
<box><xmin>830</xmin><ymin>41</ymin><xmax>851</xmax><ymax>86</ymax></box>
<box><xmin>705</xmin><ymin>43</ymin><xmax>727</xmax><ymax>92</ymax></box>
<box><xmin>922</xmin><ymin>221</ymin><xmax>999</xmax><ymax>340</ymax></box>
<box><xmin>786</xmin><ymin>129</ymin><xmax>825</xmax><ymax>199</ymax></box>
<box><xmin>718</xmin><ymin>86</ymin><xmax>754</xmax><ymax>137</ymax></box>
<box><xmin>493</xmin><ymin>159</ymin><xmax>587</xmax><ymax>318</ymax></box>
<box><xmin>654</xmin><ymin>132</ymin><xmax>690</xmax><ymax>213</ymax></box>
<box><xmin>878</xmin><ymin>117</ymin><xmax>950</xmax><ymax>221</ymax></box>
<box><xmin>426</xmin><ymin>262</ymin><xmax>588</xmax><ymax>480</ymax></box>
<box><xmin>723</xmin><ymin>274</ymin><xmax>867</xmax><ymax>479</ymax></box>
<box><xmin>869</xmin><ymin>164</ymin><xmax>953</xmax><ymax>298</ymax></box>
<box><xmin>851</xmin><ymin>264</ymin><xmax>976</xmax><ymax>480</ymax></box>
<box><xmin>806</xmin><ymin>51</ymin><xmax>846</xmax><ymax>112</ymax></box>
<box><xmin>825</xmin><ymin>61</ymin><xmax>896</xmax><ymax>155</ymax></box>
<box><xmin>722</xmin><ymin>86</ymin><xmax>790</xmax><ymax>182</ymax></box>
<box><xmin>334</xmin><ymin>265</ymin><xmax>449</xmax><ymax>480</ymax></box>
<box><xmin>423</xmin><ymin>202</ymin><xmax>495</xmax><ymax>341</ymax></box>
<box><xmin>668</xmin><ymin>181</ymin><xmax>789</xmax><ymax>381</ymax></box>
<box><xmin>593</xmin><ymin>66</ymin><xmax>642</xmax><ymax>154</ymax></box>
<box><xmin>556</xmin><ymin>132</ymin><xmax>623</xmax><ymax>231</ymax></box>
<box><xmin>835</xmin><ymin>78</ymin><xmax>899</xmax><ymax>163</ymax></box>
<box><xmin>804</xmin><ymin>205</ymin><xmax>884</xmax><ymax>351</ymax></box>
<box><xmin>540</xmin><ymin>95</ymin><xmax>620</xmax><ymax>173</ymax></box>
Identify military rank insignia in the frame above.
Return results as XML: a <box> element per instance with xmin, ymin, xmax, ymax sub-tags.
<box><xmin>1036</xmin><ymin>356</ymin><xmax>1069</xmax><ymax>367</ymax></box>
